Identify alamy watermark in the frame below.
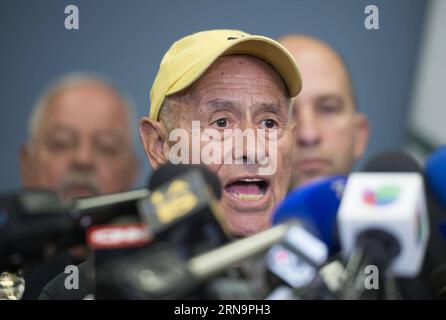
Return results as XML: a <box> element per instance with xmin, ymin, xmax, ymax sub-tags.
<box><xmin>167</xmin><ymin>121</ymin><xmax>279</xmax><ymax>175</ymax></box>
<box><xmin>364</xmin><ymin>5</ymin><xmax>380</xmax><ymax>30</ymax></box>
<box><xmin>64</xmin><ymin>5</ymin><xmax>79</xmax><ymax>30</ymax></box>
<box><xmin>64</xmin><ymin>265</ymin><xmax>79</xmax><ymax>290</ymax></box>
<box><xmin>62</xmin><ymin>263</ymin><xmax>381</xmax><ymax>294</ymax></box>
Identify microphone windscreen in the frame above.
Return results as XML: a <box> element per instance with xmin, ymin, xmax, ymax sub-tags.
<box><xmin>363</xmin><ymin>150</ymin><xmax>422</xmax><ymax>173</ymax></box>
<box><xmin>272</xmin><ymin>175</ymin><xmax>346</xmax><ymax>253</ymax></box>
<box><xmin>440</xmin><ymin>221</ymin><xmax>446</xmax><ymax>241</ymax></box>
<box><xmin>148</xmin><ymin>163</ymin><xmax>222</xmax><ymax>199</ymax></box>
<box><xmin>425</xmin><ymin>146</ymin><xmax>446</xmax><ymax>210</ymax></box>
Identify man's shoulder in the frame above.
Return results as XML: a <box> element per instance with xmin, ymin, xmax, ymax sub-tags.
<box><xmin>39</xmin><ymin>261</ymin><xmax>91</xmax><ymax>300</ymax></box>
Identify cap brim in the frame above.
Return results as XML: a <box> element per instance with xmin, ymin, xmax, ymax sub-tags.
<box><xmin>166</xmin><ymin>35</ymin><xmax>302</xmax><ymax>98</ymax></box>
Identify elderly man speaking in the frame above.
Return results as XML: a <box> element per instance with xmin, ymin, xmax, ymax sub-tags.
<box><xmin>39</xmin><ymin>29</ymin><xmax>301</xmax><ymax>299</ymax></box>
<box><xmin>140</xmin><ymin>29</ymin><xmax>301</xmax><ymax>236</ymax></box>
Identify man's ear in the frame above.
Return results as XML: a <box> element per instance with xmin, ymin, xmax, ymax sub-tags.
<box><xmin>353</xmin><ymin>113</ymin><xmax>370</xmax><ymax>160</ymax></box>
<box><xmin>20</xmin><ymin>143</ymin><xmax>34</xmax><ymax>186</ymax></box>
<box><xmin>139</xmin><ymin>117</ymin><xmax>169</xmax><ymax>170</ymax></box>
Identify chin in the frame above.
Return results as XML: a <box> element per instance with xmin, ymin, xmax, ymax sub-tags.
<box><xmin>223</xmin><ymin>209</ymin><xmax>271</xmax><ymax>237</ymax></box>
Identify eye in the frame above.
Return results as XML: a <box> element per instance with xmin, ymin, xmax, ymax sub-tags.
<box><xmin>96</xmin><ymin>143</ymin><xmax>120</xmax><ymax>157</ymax></box>
<box><xmin>94</xmin><ymin>136</ymin><xmax>123</xmax><ymax>158</ymax></box>
<box><xmin>46</xmin><ymin>137</ymin><xmax>75</xmax><ymax>153</ymax></box>
<box><xmin>48</xmin><ymin>140</ymin><xmax>70</xmax><ymax>152</ymax></box>
<box><xmin>317</xmin><ymin>102</ymin><xmax>342</xmax><ymax>114</ymax></box>
<box><xmin>261</xmin><ymin>118</ymin><xmax>278</xmax><ymax>129</ymax></box>
<box><xmin>211</xmin><ymin>118</ymin><xmax>231</xmax><ymax>128</ymax></box>
<box><xmin>320</xmin><ymin>105</ymin><xmax>337</xmax><ymax>113</ymax></box>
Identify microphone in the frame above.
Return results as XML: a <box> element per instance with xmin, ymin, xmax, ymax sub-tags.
<box><xmin>87</xmin><ymin>223</ymin><xmax>152</xmax><ymax>299</ymax></box>
<box><xmin>148</xmin><ymin>163</ymin><xmax>222</xmax><ymax>199</ymax></box>
<box><xmin>271</xmin><ymin>175</ymin><xmax>347</xmax><ymax>254</ymax></box>
<box><xmin>0</xmin><ymin>163</ymin><xmax>222</xmax><ymax>266</ymax></box>
<box><xmin>440</xmin><ymin>222</ymin><xmax>446</xmax><ymax>241</ymax></box>
<box><xmin>0</xmin><ymin>187</ymin><xmax>153</xmax><ymax>271</ymax></box>
<box><xmin>0</xmin><ymin>189</ymin><xmax>74</xmax><ymax>269</ymax></box>
<box><xmin>337</xmin><ymin>151</ymin><xmax>430</xmax><ymax>299</ymax></box>
<box><xmin>425</xmin><ymin>146</ymin><xmax>446</xmax><ymax>241</ymax></box>
<box><xmin>138</xmin><ymin>162</ymin><xmax>229</xmax><ymax>258</ymax></box>
<box><xmin>71</xmin><ymin>188</ymin><xmax>150</xmax><ymax>226</ymax></box>
<box><xmin>73</xmin><ymin>163</ymin><xmax>223</xmax><ymax>237</ymax></box>
<box><xmin>424</xmin><ymin>146</ymin><xmax>446</xmax><ymax>298</ymax></box>
<box><xmin>94</xmin><ymin>222</ymin><xmax>295</xmax><ymax>299</ymax></box>
<box><xmin>259</xmin><ymin>177</ymin><xmax>346</xmax><ymax>299</ymax></box>
<box><xmin>425</xmin><ymin>146</ymin><xmax>446</xmax><ymax>210</ymax></box>
<box><xmin>264</xmin><ymin>223</ymin><xmax>338</xmax><ymax>300</ymax></box>
<box><xmin>267</xmin><ymin>176</ymin><xmax>348</xmax><ymax>299</ymax></box>
<box><xmin>362</xmin><ymin>150</ymin><xmax>423</xmax><ymax>173</ymax></box>
<box><xmin>91</xmin><ymin>163</ymin><xmax>229</xmax><ymax>299</ymax></box>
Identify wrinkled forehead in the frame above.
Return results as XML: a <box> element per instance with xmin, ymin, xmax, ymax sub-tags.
<box><xmin>38</xmin><ymin>84</ymin><xmax>132</xmax><ymax>135</ymax></box>
<box><xmin>197</xmin><ymin>55</ymin><xmax>287</xmax><ymax>92</ymax></box>
<box><xmin>184</xmin><ymin>55</ymin><xmax>290</xmax><ymax>109</ymax></box>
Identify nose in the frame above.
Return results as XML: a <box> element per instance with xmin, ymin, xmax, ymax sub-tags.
<box><xmin>234</xmin><ymin>121</ymin><xmax>259</xmax><ymax>165</ymax></box>
<box><xmin>296</xmin><ymin>108</ymin><xmax>321</xmax><ymax>148</ymax></box>
<box><xmin>72</xmin><ymin>141</ymin><xmax>95</xmax><ymax>169</ymax></box>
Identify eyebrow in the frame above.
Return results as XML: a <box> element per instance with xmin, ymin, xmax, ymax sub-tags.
<box><xmin>46</xmin><ymin>125</ymin><xmax>125</xmax><ymax>142</ymax></box>
<box><xmin>255</xmin><ymin>102</ymin><xmax>284</xmax><ymax>115</ymax></box>
<box><xmin>203</xmin><ymin>99</ymin><xmax>284</xmax><ymax>112</ymax></box>
<box><xmin>203</xmin><ymin>98</ymin><xmax>236</xmax><ymax>110</ymax></box>
<box><xmin>315</xmin><ymin>94</ymin><xmax>344</xmax><ymax>105</ymax></box>
<box><xmin>93</xmin><ymin>130</ymin><xmax>128</xmax><ymax>144</ymax></box>
<box><xmin>46</xmin><ymin>125</ymin><xmax>76</xmax><ymax>136</ymax></box>
<box><xmin>199</xmin><ymin>99</ymin><xmax>241</xmax><ymax>119</ymax></box>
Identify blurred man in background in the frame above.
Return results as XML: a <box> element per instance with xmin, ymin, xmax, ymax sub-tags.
<box><xmin>19</xmin><ymin>73</ymin><xmax>139</xmax><ymax>299</ymax></box>
<box><xmin>20</xmin><ymin>73</ymin><xmax>139</xmax><ymax>202</ymax></box>
<box><xmin>278</xmin><ymin>35</ymin><xmax>369</xmax><ymax>189</ymax></box>
<box><xmin>280</xmin><ymin>36</ymin><xmax>442</xmax><ymax>299</ymax></box>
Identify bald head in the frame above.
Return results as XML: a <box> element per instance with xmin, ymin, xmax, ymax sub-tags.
<box><xmin>279</xmin><ymin>35</ymin><xmax>356</xmax><ymax>108</ymax></box>
<box><xmin>29</xmin><ymin>74</ymin><xmax>135</xmax><ymax>146</ymax></box>
<box><xmin>278</xmin><ymin>35</ymin><xmax>369</xmax><ymax>189</ymax></box>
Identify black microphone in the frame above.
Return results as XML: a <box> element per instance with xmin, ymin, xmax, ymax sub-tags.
<box><xmin>139</xmin><ymin>162</ymin><xmax>228</xmax><ymax>258</ymax></box>
<box><xmin>71</xmin><ymin>188</ymin><xmax>150</xmax><ymax>226</ymax></box>
<box><xmin>92</xmin><ymin>163</ymin><xmax>229</xmax><ymax>299</ymax></box>
<box><xmin>0</xmin><ymin>163</ymin><xmax>222</xmax><ymax>267</ymax></box>
<box><xmin>148</xmin><ymin>163</ymin><xmax>222</xmax><ymax>199</ymax></box>
<box><xmin>95</xmin><ymin>222</ymin><xmax>295</xmax><ymax>299</ymax></box>
<box><xmin>86</xmin><ymin>222</ymin><xmax>152</xmax><ymax>299</ymax></box>
<box><xmin>0</xmin><ymin>187</ymin><xmax>153</xmax><ymax>272</ymax></box>
<box><xmin>263</xmin><ymin>223</ymin><xmax>335</xmax><ymax>300</ymax></box>
<box><xmin>362</xmin><ymin>150</ymin><xmax>423</xmax><ymax>173</ymax></box>
<box><xmin>0</xmin><ymin>189</ymin><xmax>73</xmax><ymax>269</ymax></box>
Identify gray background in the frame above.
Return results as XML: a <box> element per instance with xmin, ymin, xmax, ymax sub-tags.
<box><xmin>0</xmin><ymin>0</ymin><xmax>428</xmax><ymax>192</ymax></box>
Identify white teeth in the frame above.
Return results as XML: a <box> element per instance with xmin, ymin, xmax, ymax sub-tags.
<box><xmin>239</xmin><ymin>178</ymin><xmax>264</xmax><ymax>182</ymax></box>
<box><xmin>237</xmin><ymin>194</ymin><xmax>264</xmax><ymax>201</ymax></box>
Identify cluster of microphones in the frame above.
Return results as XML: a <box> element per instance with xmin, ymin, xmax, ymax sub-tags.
<box><xmin>0</xmin><ymin>146</ymin><xmax>445</xmax><ymax>300</ymax></box>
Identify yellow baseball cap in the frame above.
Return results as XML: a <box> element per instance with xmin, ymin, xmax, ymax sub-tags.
<box><xmin>149</xmin><ymin>29</ymin><xmax>302</xmax><ymax>120</ymax></box>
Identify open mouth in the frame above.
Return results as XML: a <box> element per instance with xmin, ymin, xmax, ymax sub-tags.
<box><xmin>224</xmin><ymin>177</ymin><xmax>270</xmax><ymax>201</ymax></box>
